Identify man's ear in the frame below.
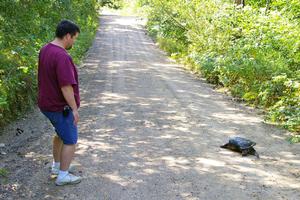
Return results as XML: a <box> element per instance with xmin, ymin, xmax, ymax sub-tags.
<box><xmin>64</xmin><ymin>33</ymin><xmax>71</xmax><ymax>40</ymax></box>
<box><xmin>71</xmin><ymin>33</ymin><xmax>79</xmax><ymax>39</ymax></box>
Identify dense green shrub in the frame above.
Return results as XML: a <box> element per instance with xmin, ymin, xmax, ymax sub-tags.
<box><xmin>99</xmin><ymin>0</ymin><xmax>124</xmax><ymax>9</ymax></box>
<box><xmin>145</xmin><ymin>0</ymin><xmax>189</xmax><ymax>57</ymax></box>
<box><xmin>138</xmin><ymin>0</ymin><xmax>300</xmax><ymax>133</ymax></box>
<box><xmin>0</xmin><ymin>0</ymin><xmax>99</xmax><ymax>127</ymax></box>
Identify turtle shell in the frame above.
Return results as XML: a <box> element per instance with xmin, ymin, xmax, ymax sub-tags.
<box><xmin>229</xmin><ymin>137</ymin><xmax>256</xmax><ymax>150</ymax></box>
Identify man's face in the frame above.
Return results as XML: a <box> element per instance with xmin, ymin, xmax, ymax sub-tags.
<box><xmin>65</xmin><ymin>32</ymin><xmax>79</xmax><ymax>50</ymax></box>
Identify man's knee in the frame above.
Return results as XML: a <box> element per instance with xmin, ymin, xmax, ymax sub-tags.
<box><xmin>53</xmin><ymin>135</ymin><xmax>62</xmax><ymax>141</ymax></box>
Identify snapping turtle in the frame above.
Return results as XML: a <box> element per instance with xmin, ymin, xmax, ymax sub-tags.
<box><xmin>221</xmin><ymin>137</ymin><xmax>259</xmax><ymax>158</ymax></box>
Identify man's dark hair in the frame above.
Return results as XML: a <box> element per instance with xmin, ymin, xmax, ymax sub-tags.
<box><xmin>55</xmin><ymin>20</ymin><xmax>80</xmax><ymax>39</ymax></box>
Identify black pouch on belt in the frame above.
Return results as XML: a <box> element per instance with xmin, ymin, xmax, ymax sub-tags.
<box><xmin>63</xmin><ymin>105</ymin><xmax>71</xmax><ymax>117</ymax></box>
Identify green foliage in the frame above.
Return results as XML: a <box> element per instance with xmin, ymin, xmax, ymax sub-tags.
<box><xmin>0</xmin><ymin>167</ymin><xmax>8</xmax><ymax>177</ymax></box>
<box><xmin>138</xmin><ymin>0</ymin><xmax>300</xmax><ymax>135</ymax></box>
<box><xmin>99</xmin><ymin>0</ymin><xmax>124</xmax><ymax>9</ymax></box>
<box><xmin>288</xmin><ymin>135</ymin><xmax>300</xmax><ymax>144</ymax></box>
<box><xmin>0</xmin><ymin>167</ymin><xmax>8</xmax><ymax>183</ymax></box>
<box><xmin>0</xmin><ymin>0</ymin><xmax>99</xmax><ymax>127</ymax></box>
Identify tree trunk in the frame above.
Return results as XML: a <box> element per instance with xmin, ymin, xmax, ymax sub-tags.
<box><xmin>235</xmin><ymin>0</ymin><xmax>245</xmax><ymax>7</ymax></box>
<box><xmin>266</xmin><ymin>0</ymin><xmax>271</xmax><ymax>11</ymax></box>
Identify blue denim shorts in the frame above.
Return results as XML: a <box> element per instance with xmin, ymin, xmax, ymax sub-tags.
<box><xmin>42</xmin><ymin>110</ymin><xmax>78</xmax><ymax>145</ymax></box>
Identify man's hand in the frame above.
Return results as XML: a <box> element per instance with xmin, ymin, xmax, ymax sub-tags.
<box><xmin>61</xmin><ymin>85</ymin><xmax>79</xmax><ymax>126</ymax></box>
<box><xmin>72</xmin><ymin>109</ymin><xmax>79</xmax><ymax>125</ymax></box>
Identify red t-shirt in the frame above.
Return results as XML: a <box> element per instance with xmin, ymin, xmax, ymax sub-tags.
<box><xmin>38</xmin><ymin>43</ymin><xmax>80</xmax><ymax>112</ymax></box>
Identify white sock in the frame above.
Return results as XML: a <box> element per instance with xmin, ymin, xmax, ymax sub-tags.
<box><xmin>57</xmin><ymin>170</ymin><xmax>68</xmax><ymax>179</ymax></box>
<box><xmin>52</xmin><ymin>162</ymin><xmax>60</xmax><ymax>169</ymax></box>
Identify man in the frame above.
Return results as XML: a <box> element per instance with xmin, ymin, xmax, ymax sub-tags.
<box><xmin>38</xmin><ymin>20</ymin><xmax>81</xmax><ymax>186</ymax></box>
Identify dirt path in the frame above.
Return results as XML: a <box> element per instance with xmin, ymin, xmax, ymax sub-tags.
<box><xmin>1</xmin><ymin>13</ymin><xmax>300</xmax><ymax>200</ymax></box>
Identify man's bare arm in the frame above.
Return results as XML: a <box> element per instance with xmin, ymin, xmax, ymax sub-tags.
<box><xmin>61</xmin><ymin>85</ymin><xmax>79</xmax><ymax>125</ymax></box>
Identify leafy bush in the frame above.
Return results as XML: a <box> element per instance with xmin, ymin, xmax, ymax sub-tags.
<box><xmin>138</xmin><ymin>0</ymin><xmax>300</xmax><ymax>134</ymax></box>
<box><xmin>0</xmin><ymin>0</ymin><xmax>99</xmax><ymax>127</ymax></box>
<box><xmin>99</xmin><ymin>0</ymin><xmax>124</xmax><ymax>9</ymax></box>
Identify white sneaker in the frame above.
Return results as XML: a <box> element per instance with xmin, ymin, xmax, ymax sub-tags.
<box><xmin>55</xmin><ymin>173</ymin><xmax>81</xmax><ymax>186</ymax></box>
<box><xmin>51</xmin><ymin>165</ymin><xmax>76</xmax><ymax>175</ymax></box>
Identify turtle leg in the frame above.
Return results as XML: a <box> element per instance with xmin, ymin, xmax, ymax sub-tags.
<box><xmin>249</xmin><ymin>147</ymin><xmax>260</xmax><ymax>158</ymax></box>
<box><xmin>241</xmin><ymin>149</ymin><xmax>249</xmax><ymax>156</ymax></box>
<box><xmin>253</xmin><ymin>149</ymin><xmax>260</xmax><ymax>159</ymax></box>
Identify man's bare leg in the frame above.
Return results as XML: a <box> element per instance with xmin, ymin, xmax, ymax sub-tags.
<box><xmin>53</xmin><ymin>135</ymin><xmax>63</xmax><ymax>162</ymax></box>
<box><xmin>60</xmin><ymin>144</ymin><xmax>76</xmax><ymax>171</ymax></box>
<box><xmin>56</xmin><ymin>144</ymin><xmax>81</xmax><ymax>185</ymax></box>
